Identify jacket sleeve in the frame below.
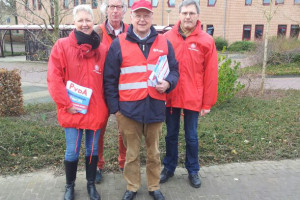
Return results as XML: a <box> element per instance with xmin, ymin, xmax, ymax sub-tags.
<box><xmin>103</xmin><ymin>39</ymin><xmax>122</xmax><ymax>114</ymax></box>
<box><xmin>202</xmin><ymin>40</ymin><xmax>218</xmax><ymax>110</ymax></box>
<box><xmin>47</xmin><ymin>41</ymin><xmax>73</xmax><ymax>110</ymax></box>
<box><xmin>165</xmin><ymin>40</ymin><xmax>179</xmax><ymax>93</ymax></box>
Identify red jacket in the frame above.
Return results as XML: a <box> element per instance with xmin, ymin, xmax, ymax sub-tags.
<box><xmin>47</xmin><ymin>30</ymin><xmax>109</xmax><ymax>130</ymax></box>
<box><xmin>164</xmin><ymin>20</ymin><xmax>218</xmax><ymax>112</ymax></box>
<box><xmin>99</xmin><ymin>22</ymin><xmax>129</xmax><ymax>47</ymax></box>
<box><xmin>118</xmin><ymin>33</ymin><xmax>168</xmax><ymax>102</ymax></box>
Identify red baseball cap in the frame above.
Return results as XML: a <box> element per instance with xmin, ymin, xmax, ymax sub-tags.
<box><xmin>131</xmin><ymin>0</ymin><xmax>153</xmax><ymax>12</ymax></box>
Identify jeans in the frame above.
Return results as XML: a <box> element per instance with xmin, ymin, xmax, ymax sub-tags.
<box><xmin>163</xmin><ymin>108</ymin><xmax>200</xmax><ymax>174</ymax></box>
<box><xmin>65</xmin><ymin>128</ymin><xmax>101</xmax><ymax>162</ymax></box>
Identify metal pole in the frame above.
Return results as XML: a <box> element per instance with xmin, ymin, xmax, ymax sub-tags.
<box><xmin>223</xmin><ymin>0</ymin><xmax>227</xmax><ymax>39</ymax></box>
<box><xmin>161</xmin><ymin>0</ymin><xmax>164</xmax><ymax>26</ymax></box>
<box><xmin>9</xmin><ymin>30</ymin><xmax>14</xmax><ymax>56</ymax></box>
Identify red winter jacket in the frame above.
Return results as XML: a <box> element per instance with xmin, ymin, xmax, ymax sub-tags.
<box><xmin>164</xmin><ymin>20</ymin><xmax>218</xmax><ymax>112</ymax></box>
<box><xmin>99</xmin><ymin>22</ymin><xmax>129</xmax><ymax>48</ymax></box>
<box><xmin>47</xmin><ymin>30</ymin><xmax>109</xmax><ymax>130</ymax></box>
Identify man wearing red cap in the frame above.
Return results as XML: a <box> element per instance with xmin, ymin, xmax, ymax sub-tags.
<box><xmin>103</xmin><ymin>1</ymin><xmax>179</xmax><ymax>199</ymax></box>
<box><xmin>160</xmin><ymin>0</ymin><xmax>218</xmax><ymax>189</ymax></box>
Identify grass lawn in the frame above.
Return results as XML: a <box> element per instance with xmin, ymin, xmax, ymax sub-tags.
<box><xmin>0</xmin><ymin>89</ymin><xmax>299</xmax><ymax>175</ymax></box>
<box><xmin>240</xmin><ymin>62</ymin><xmax>300</xmax><ymax>76</ymax></box>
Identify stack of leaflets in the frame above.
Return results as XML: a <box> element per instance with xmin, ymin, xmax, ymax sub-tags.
<box><xmin>149</xmin><ymin>55</ymin><xmax>170</xmax><ymax>86</ymax></box>
<box><xmin>66</xmin><ymin>81</ymin><xmax>93</xmax><ymax>114</ymax></box>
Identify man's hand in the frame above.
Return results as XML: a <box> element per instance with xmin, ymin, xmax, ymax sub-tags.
<box><xmin>200</xmin><ymin>109</ymin><xmax>210</xmax><ymax>116</ymax></box>
<box><xmin>155</xmin><ymin>80</ymin><xmax>170</xmax><ymax>94</ymax></box>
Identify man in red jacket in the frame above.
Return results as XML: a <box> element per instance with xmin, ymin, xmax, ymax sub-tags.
<box><xmin>94</xmin><ymin>0</ymin><xmax>129</xmax><ymax>184</ymax></box>
<box><xmin>160</xmin><ymin>0</ymin><xmax>218</xmax><ymax>188</ymax></box>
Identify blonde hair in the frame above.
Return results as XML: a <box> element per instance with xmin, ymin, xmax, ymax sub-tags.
<box><xmin>73</xmin><ymin>4</ymin><xmax>94</xmax><ymax>21</ymax></box>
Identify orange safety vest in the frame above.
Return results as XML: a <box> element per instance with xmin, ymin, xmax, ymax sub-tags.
<box><xmin>118</xmin><ymin>33</ymin><xmax>169</xmax><ymax>102</ymax></box>
<box><xmin>100</xmin><ymin>22</ymin><xmax>129</xmax><ymax>47</ymax></box>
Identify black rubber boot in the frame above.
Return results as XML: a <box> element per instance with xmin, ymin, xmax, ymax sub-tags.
<box><xmin>64</xmin><ymin>160</ymin><xmax>78</xmax><ymax>200</ymax></box>
<box><xmin>86</xmin><ymin>156</ymin><xmax>101</xmax><ymax>200</ymax></box>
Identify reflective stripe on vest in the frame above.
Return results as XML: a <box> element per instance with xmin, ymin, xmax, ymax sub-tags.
<box><xmin>119</xmin><ymin>82</ymin><xmax>148</xmax><ymax>90</ymax></box>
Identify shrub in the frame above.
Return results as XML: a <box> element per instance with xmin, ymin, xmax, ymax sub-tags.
<box><xmin>214</xmin><ymin>37</ymin><xmax>228</xmax><ymax>51</ymax></box>
<box><xmin>217</xmin><ymin>52</ymin><xmax>245</xmax><ymax>105</ymax></box>
<box><xmin>0</xmin><ymin>69</ymin><xmax>24</xmax><ymax>116</ymax></box>
<box><xmin>252</xmin><ymin>37</ymin><xmax>300</xmax><ymax>65</ymax></box>
<box><xmin>292</xmin><ymin>53</ymin><xmax>300</xmax><ymax>63</ymax></box>
<box><xmin>228</xmin><ymin>41</ymin><xmax>256</xmax><ymax>52</ymax></box>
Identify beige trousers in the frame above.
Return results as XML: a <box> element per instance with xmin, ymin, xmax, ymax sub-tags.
<box><xmin>116</xmin><ymin>112</ymin><xmax>162</xmax><ymax>192</ymax></box>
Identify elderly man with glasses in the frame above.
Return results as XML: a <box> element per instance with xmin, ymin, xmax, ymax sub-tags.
<box><xmin>103</xmin><ymin>1</ymin><xmax>179</xmax><ymax>199</ymax></box>
<box><xmin>94</xmin><ymin>0</ymin><xmax>129</xmax><ymax>184</ymax></box>
<box><xmin>160</xmin><ymin>0</ymin><xmax>218</xmax><ymax>189</ymax></box>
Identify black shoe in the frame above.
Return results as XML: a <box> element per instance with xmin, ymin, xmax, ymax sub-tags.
<box><xmin>149</xmin><ymin>189</ymin><xmax>165</xmax><ymax>200</ymax></box>
<box><xmin>95</xmin><ymin>169</ymin><xmax>103</xmax><ymax>184</ymax></box>
<box><xmin>86</xmin><ymin>156</ymin><xmax>101</xmax><ymax>200</ymax></box>
<box><xmin>87</xmin><ymin>181</ymin><xmax>101</xmax><ymax>200</ymax></box>
<box><xmin>64</xmin><ymin>182</ymin><xmax>75</xmax><ymax>200</ymax></box>
<box><xmin>188</xmin><ymin>173</ymin><xmax>201</xmax><ymax>188</ymax></box>
<box><xmin>160</xmin><ymin>168</ymin><xmax>174</xmax><ymax>183</ymax></box>
<box><xmin>64</xmin><ymin>160</ymin><xmax>78</xmax><ymax>200</ymax></box>
<box><xmin>121</xmin><ymin>190</ymin><xmax>137</xmax><ymax>200</ymax></box>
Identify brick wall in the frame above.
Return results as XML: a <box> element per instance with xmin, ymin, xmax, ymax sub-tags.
<box><xmin>17</xmin><ymin>0</ymin><xmax>300</xmax><ymax>43</ymax></box>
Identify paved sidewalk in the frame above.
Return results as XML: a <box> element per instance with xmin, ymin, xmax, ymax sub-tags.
<box><xmin>0</xmin><ymin>159</ymin><xmax>299</xmax><ymax>200</ymax></box>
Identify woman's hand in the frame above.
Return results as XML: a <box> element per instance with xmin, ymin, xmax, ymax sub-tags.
<box><xmin>67</xmin><ymin>106</ymin><xmax>79</xmax><ymax>114</ymax></box>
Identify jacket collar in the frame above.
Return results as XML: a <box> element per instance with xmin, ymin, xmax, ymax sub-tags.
<box><xmin>173</xmin><ymin>20</ymin><xmax>202</xmax><ymax>37</ymax></box>
<box><xmin>125</xmin><ymin>25</ymin><xmax>158</xmax><ymax>44</ymax></box>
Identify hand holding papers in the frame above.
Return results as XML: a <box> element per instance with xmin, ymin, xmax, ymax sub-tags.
<box><xmin>66</xmin><ymin>81</ymin><xmax>93</xmax><ymax>114</ymax></box>
<box><xmin>149</xmin><ymin>55</ymin><xmax>170</xmax><ymax>86</ymax></box>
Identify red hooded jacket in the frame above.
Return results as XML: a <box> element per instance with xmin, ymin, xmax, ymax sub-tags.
<box><xmin>47</xmin><ymin>30</ymin><xmax>109</xmax><ymax>130</ymax></box>
<box><xmin>164</xmin><ymin>20</ymin><xmax>218</xmax><ymax>112</ymax></box>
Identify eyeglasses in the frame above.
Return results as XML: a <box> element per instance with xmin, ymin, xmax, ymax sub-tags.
<box><xmin>180</xmin><ymin>12</ymin><xmax>197</xmax><ymax>17</ymax></box>
<box><xmin>108</xmin><ymin>5</ymin><xmax>123</xmax><ymax>10</ymax></box>
<box><xmin>132</xmin><ymin>14</ymin><xmax>152</xmax><ymax>20</ymax></box>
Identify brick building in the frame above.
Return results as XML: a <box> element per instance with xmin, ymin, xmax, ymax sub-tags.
<box><xmin>16</xmin><ymin>0</ymin><xmax>300</xmax><ymax>43</ymax></box>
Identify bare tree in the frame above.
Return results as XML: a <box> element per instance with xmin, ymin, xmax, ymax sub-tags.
<box><xmin>260</xmin><ymin>0</ymin><xmax>278</xmax><ymax>94</ymax></box>
<box><xmin>15</xmin><ymin>0</ymin><xmax>74</xmax><ymax>46</ymax></box>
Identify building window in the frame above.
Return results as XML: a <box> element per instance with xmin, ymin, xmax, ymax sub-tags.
<box><xmin>275</xmin><ymin>0</ymin><xmax>284</xmax><ymax>4</ymax></box>
<box><xmin>38</xmin><ymin>0</ymin><xmax>42</xmax><ymax>10</ymax></box>
<box><xmin>295</xmin><ymin>0</ymin><xmax>300</xmax><ymax>4</ymax></box>
<box><xmin>263</xmin><ymin>0</ymin><xmax>270</xmax><ymax>5</ymax></box>
<box><xmin>92</xmin><ymin>0</ymin><xmax>97</xmax><ymax>8</ymax></box>
<box><xmin>152</xmin><ymin>0</ymin><xmax>158</xmax><ymax>7</ymax></box>
<box><xmin>243</xmin><ymin>25</ymin><xmax>251</xmax><ymax>40</ymax></box>
<box><xmin>277</xmin><ymin>25</ymin><xmax>287</xmax><ymax>37</ymax></box>
<box><xmin>32</xmin><ymin>0</ymin><xmax>36</xmax><ymax>9</ymax></box>
<box><xmin>128</xmin><ymin>0</ymin><xmax>134</xmax><ymax>7</ymax></box>
<box><xmin>290</xmin><ymin>25</ymin><xmax>300</xmax><ymax>38</ymax></box>
<box><xmin>74</xmin><ymin>0</ymin><xmax>79</xmax><ymax>6</ymax></box>
<box><xmin>64</xmin><ymin>0</ymin><xmax>69</xmax><ymax>9</ymax></box>
<box><xmin>168</xmin><ymin>0</ymin><xmax>175</xmax><ymax>7</ymax></box>
<box><xmin>207</xmin><ymin>25</ymin><xmax>214</xmax><ymax>36</ymax></box>
<box><xmin>208</xmin><ymin>0</ymin><xmax>216</xmax><ymax>6</ymax></box>
<box><xmin>245</xmin><ymin>0</ymin><xmax>252</xmax><ymax>5</ymax></box>
<box><xmin>81</xmin><ymin>0</ymin><xmax>86</xmax><ymax>4</ymax></box>
<box><xmin>25</xmin><ymin>0</ymin><xmax>29</xmax><ymax>10</ymax></box>
<box><xmin>255</xmin><ymin>25</ymin><xmax>264</xmax><ymax>39</ymax></box>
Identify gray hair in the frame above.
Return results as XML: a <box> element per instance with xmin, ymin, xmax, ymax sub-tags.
<box><xmin>73</xmin><ymin>4</ymin><xmax>94</xmax><ymax>21</ymax></box>
<box><xmin>179</xmin><ymin>0</ymin><xmax>200</xmax><ymax>14</ymax></box>
<box><xmin>100</xmin><ymin>0</ymin><xmax>127</xmax><ymax>16</ymax></box>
